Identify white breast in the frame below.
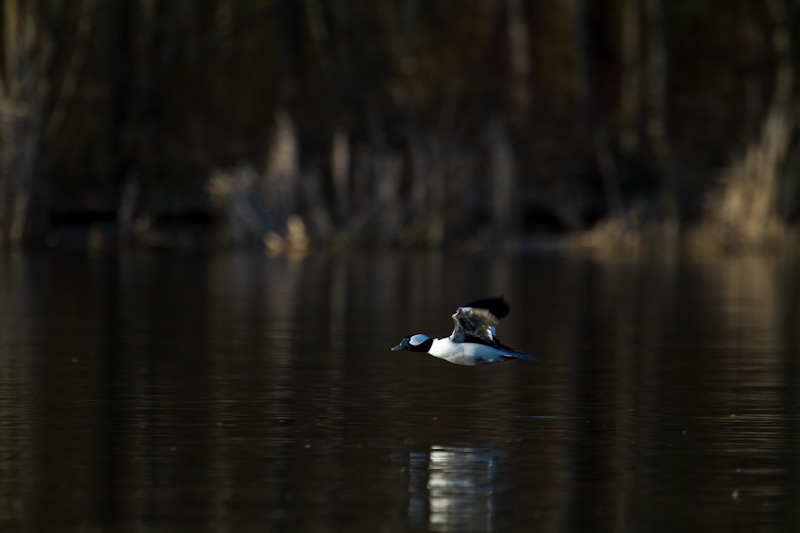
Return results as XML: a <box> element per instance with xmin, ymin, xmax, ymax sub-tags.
<box><xmin>428</xmin><ymin>337</ymin><xmax>505</xmax><ymax>366</ymax></box>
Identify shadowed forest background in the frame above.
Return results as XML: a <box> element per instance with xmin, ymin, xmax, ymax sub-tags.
<box><xmin>2</xmin><ymin>0</ymin><xmax>800</xmax><ymax>252</ymax></box>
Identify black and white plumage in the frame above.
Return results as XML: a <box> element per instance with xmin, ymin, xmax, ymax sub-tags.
<box><xmin>391</xmin><ymin>297</ymin><xmax>535</xmax><ymax>366</ymax></box>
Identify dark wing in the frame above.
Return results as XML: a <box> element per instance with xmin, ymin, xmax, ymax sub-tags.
<box><xmin>462</xmin><ymin>297</ymin><xmax>510</xmax><ymax>319</ymax></box>
<box><xmin>449</xmin><ymin>297</ymin><xmax>510</xmax><ymax>346</ymax></box>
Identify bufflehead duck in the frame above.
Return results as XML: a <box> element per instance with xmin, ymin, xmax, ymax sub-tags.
<box><xmin>391</xmin><ymin>297</ymin><xmax>535</xmax><ymax>366</ymax></box>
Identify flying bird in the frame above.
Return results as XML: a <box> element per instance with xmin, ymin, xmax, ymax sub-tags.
<box><xmin>391</xmin><ymin>297</ymin><xmax>534</xmax><ymax>366</ymax></box>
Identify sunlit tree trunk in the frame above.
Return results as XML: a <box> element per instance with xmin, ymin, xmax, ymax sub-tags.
<box><xmin>264</xmin><ymin>109</ymin><xmax>301</xmax><ymax>223</ymax></box>
<box><xmin>330</xmin><ymin>129</ymin><xmax>351</xmax><ymax>222</ymax></box>
<box><xmin>750</xmin><ymin>0</ymin><xmax>794</xmax><ymax>230</ymax></box>
<box><xmin>710</xmin><ymin>0</ymin><xmax>795</xmax><ymax>246</ymax></box>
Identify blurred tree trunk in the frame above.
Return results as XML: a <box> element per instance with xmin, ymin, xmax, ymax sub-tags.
<box><xmin>130</xmin><ymin>0</ymin><xmax>167</xmax><ymax>193</ymax></box>
<box><xmin>0</xmin><ymin>0</ymin><xmax>96</xmax><ymax>245</ymax></box>
<box><xmin>330</xmin><ymin>129</ymin><xmax>351</xmax><ymax>222</ymax></box>
<box><xmin>619</xmin><ymin>0</ymin><xmax>642</xmax><ymax>155</ymax></box>
<box><xmin>0</xmin><ymin>0</ymin><xmax>39</xmax><ymax>244</ymax></box>
<box><xmin>572</xmin><ymin>0</ymin><xmax>624</xmax><ymax>221</ymax></box>
<box><xmin>109</xmin><ymin>0</ymin><xmax>188</xmax><ymax>227</ymax></box>
<box><xmin>506</xmin><ymin>0</ymin><xmax>531</xmax><ymax>126</ymax></box>
<box><xmin>487</xmin><ymin>119</ymin><xmax>517</xmax><ymax>241</ymax></box>
<box><xmin>742</xmin><ymin>1</ymin><xmax>765</xmax><ymax>139</ymax></box>
<box><xmin>108</xmin><ymin>0</ymin><xmax>136</xmax><ymax>224</ymax></box>
<box><xmin>304</xmin><ymin>0</ymin><xmax>334</xmax><ymax>86</ymax></box>
<box><xmin>277</xmin><ymin>0</ymin><xmax>302</xmax><ymax>105</ymax></box>
<box><xmin>642</xmin><ymin>0</ymin><xmax>677</xmax><ymax>228</ymax></box>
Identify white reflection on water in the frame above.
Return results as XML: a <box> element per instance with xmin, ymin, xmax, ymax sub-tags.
<box><xmin>409</xmin><ymin>445</ymin><xmax>500</xmax><ymax>532</ymax></box>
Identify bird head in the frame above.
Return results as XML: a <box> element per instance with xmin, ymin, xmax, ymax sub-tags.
<box><xmin>391</xmin><ymin>334</ymin><xmax>433</xmax><ymax>352</ymax></box>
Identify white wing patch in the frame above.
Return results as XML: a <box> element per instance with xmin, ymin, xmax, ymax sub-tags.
<box><xmin>410</xmin><ymin>334</ymin><xmax>431</xmax><ymax>346</ymax></box>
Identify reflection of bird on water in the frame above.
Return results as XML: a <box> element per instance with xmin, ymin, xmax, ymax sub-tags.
<box><xmin>391</xmin><ymin>297</ymin><xmax>535</xmax><ymax>366</ymax></box>
<box><xmin>408</xmin><ymin>445</ymin><xmax>499</xmax><ymax>531</ymax></box>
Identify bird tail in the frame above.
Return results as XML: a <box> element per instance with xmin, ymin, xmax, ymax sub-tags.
<box><xmin>505</xmin><ymin>350</ymin><xmax>536</xmax><ymax>362</ymax></box>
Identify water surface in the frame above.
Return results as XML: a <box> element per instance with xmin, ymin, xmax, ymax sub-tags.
<box><xmin>1</xmin><ymin>250</ymin><xmax>799</xmax><ymax>531</ymax></box>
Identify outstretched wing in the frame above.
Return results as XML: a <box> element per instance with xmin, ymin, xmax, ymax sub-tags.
<box><xmin>449</xmin><ymin>297</ymin><xmax>510</xmax><ymax>347</ymax></box>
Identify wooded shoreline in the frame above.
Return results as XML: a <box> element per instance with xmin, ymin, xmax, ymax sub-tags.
<box><xmin>2</xmin><ymin>1</ymin><xmax>800</xmax><ymax>253</ymax></box>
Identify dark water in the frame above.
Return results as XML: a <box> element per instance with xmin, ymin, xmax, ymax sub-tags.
<box><xmin>1</xmin><ymin>250</ymin><xmax>800</xmax><ymax>531</ymax></box>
